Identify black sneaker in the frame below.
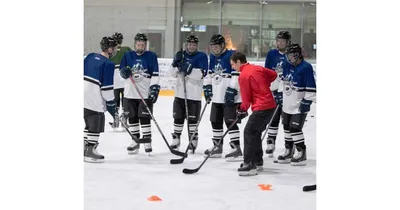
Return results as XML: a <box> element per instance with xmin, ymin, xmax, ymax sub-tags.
<box><xmin>238</xmin><ymin>162</ymin><xmax>258</xmax><ymax>176</ymax></box>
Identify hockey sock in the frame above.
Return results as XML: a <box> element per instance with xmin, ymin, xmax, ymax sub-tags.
<box><xmin>284</xmin><ymin>129</ymin><xmax>294</xmax><ymax>147</ymax></box>
<box><xmin>84</xmin><ymin>129</ymin><xmax>99</xmax><ymax>145</ymax></box>
<box><xmin>140</xmin><ymin>118</ymin><xmax>151</xmax><ymax>139</ymax></box>
<box><xmin>267</xmin><ymin>126</ymin><xmax>278</xmax><ymax>141</ymax></box>
<box><xmin>188</xmin><ymin>120</ymin><xmax>198</xmax><ymax>141</ymax></box>
<box><xmin>211</xmin><ymin>121</ymin><xmax>224</xmax><ymax>145</ymax></box>
<box><xmin>174</xmin><ymin>118</ymin><xmax>184</xmax><ymax>137</ymax></box>
<box><xmin>290</xmin><ymin>128</ymin><xmax>305</xmax><ymax>148</ymax></box>
<box><xmin>227</xmin><ymin>124</ymin><xmax>240</xmax><ymax>148</ymax></box>
<box><xmin>128</xmin><ymin>117</ymin><xmax>140</xmax><ymax>138</ymax></box>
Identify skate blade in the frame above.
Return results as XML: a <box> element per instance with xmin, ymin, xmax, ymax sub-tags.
<box><xmin>127</xmin><ymin>150</ymin><xmax>139</xmax><ymax>155</ymax></box>
<box><xmin>238</xmin><ymin>170</ymin><xmax>258</xmax><ymax>176</ymax></box>
<box><xmin>275</xmin><ymin>159</ymin><xmax>291</xmax><ymax>164</ymax></box>
<box><xmin>84</xmin><ymin>157</ymin><xmax>104</xmax><ymax>163</ymax></box>
<box><xmin>225</xmin><ymin>156</ymin><xmax>244</xmax><ymax>162</ymax></box>
<box><xmin>266</xmin><ymin>153</ymin><xmax>274</xmax><ymax>158</ymax></box>
<box><xmin>204</xmin><ymin>154</ymin><xmax>222</xmax><ymax>158</ymax></box>
<box><xmin>291</xmin><ymin>161</ymin><xmax>307</xmax><ymax>166</ymax></box>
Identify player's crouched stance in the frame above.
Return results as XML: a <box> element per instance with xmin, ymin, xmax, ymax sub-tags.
<box><xmin>230</xmin><ymin>52</ymin><xmax>277</xmax><ymax>176</ymax></box>
<box><xmin>84</xmin><ymin>37</ymin><xmax>118</xmax><ymax>163</ymax></box>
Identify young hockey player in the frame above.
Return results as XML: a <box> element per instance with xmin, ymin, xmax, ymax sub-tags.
<box><xmin>84</xmin><ymin>37</ymin><xmax>118</xmax><ymax>163</ymax></box>
<box><xmin>109</xmin><ymin>32</ymin><xmax>132</xmax><ymax>129</ymax></box>
<box><xmin>169</xmin><ymin>34</ymin><xmax>208</xmax><ymax>153</ymax></box>
<box><xmin>203</xmin><ymin>34</ymin><xmax>243</xmax><ymax>161</ymax></box>
<box><xmin>264</xmin><ymin>31</ymin><xmax>291</xmax><ymax>157</ymax></box>
<box><xmin>276</xmin><ymin>44</ymin><xmax>316</xmax><ymax>166</ymax></box>
<box><xmin>230</xmin><ymin>52</ymin><xmax>277</xmax><ymax>176</ymax></box>
<box><xmin>119</xmin><ymin>33</ymin><xmax>160</xmax><ymax>154</ymax></box>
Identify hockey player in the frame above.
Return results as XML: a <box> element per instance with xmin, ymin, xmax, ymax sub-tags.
<box><xmin>203</xmin><ymin>34</ymin><xmax>243</xmax><ymax>161</ymax></box>
<box><xmin>109</xmin><ymin>32</ymin><xmax>132</xmax><ymax>128</ymax></box>
<box><xmin>276</xmin><ymin>44</ymin><xmax>316</xmax><ymax>166</ymax></box>
<box><xmin>169</xmin><ymin>34</ymin><xmax>208</xmax><ymax>153</ymax></box>
<box><xmin>264</xmin><ymin>31</ymin><xmax>291</xmax><ymax>157</ymax></box>
<box><xmin>230</xmin><ymin>52</ymin><xmax>277</xmax><ymax>176</ymax></box>
<box><xmin>119</xmin><ymin>33</ymin><xmax>160</xmax><ymax>154</ymax></box>
<box><xmin>84</xmin><ymin>37</ymin><xmax>118</xmax><ymax>163</ymax></box>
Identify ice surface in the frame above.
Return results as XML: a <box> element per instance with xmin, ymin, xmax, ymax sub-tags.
<box><xmin>85</xmin><ymin>96</ymin><xmax>316</xmax><ymax>210</ymax></box>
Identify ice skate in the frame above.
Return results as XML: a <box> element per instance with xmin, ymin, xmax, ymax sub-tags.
<box><xmin>144</xmin><ymin>141</ymin><xmax>152</xmax><ymax>153</ymax></box>
<box><xmin>170</xmin><ymin>133</ymin><xmax>181</xmax><ymax>150</ymax></box>
<box><xmin>127</xmin><ymin>141</ymin><xmax>140</xmax><ymax>155</ymax></box>
<box><xmin>225</xmin><ymin>142</ymin><xmax>243</xmax><ymax>162</ymax></box>
<box><xmin>204</xmin><ymin>140</ymin><xmax>223</xmax><ymax>158</ymax></box>
<box><xmin>276</xmin><ymin>143</ymin><xmax>294</xmax><ymax>163</ymax></box>
<box><xmin>188</xmin><ymin>139</ymin><xmax>198</xmax><ymax>154</ymax></box>
<box><xmin>291</xmin><ymin>145</ymin><xmax>307</xmax><ymax>166</ymax></box>
<box><xmin>265</xmin><ymin>138</ymin><xmax>276</xmax><ymax>157</ymax></box>
<box><xmin>84</xmin><ymin>142</ymin><xmax>104</xmax><ymax>163</ymax></box>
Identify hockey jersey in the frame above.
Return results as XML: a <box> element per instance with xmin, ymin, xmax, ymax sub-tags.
<box><xmin>120</xmin><ymin>51</ymin><xmax>159</xmax><ymax>100</ymax></box>
<box><xmin>110</xmin><ymin>46</ymin><xmax>132</xmax><ymax>89</ymax></box>
<box><xmin>265</xmin><ymin>49</ymin><xmax>286</xmax><ymax>91</ymax></box>
<box><xmin>279</xmin><ymin>60</ymin><xmax>316</xmax><ymax>114</ymax></box>
<box><xmin>204</xmin><ymin>49</ymin><xmax>242</xmax><ymax>104</ymax></box>
<box><xmin>84</xmin><ymin>53</ymin><xmax>115</xmax><ymax>113</ymax></box>
<box><xmin>170</xmin><ymin>51</ymin><xmax>208</xmax><ymax>101</ymax></box>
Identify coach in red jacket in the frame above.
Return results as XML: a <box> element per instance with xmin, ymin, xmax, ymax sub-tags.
<box><xmin>230</xmin><ymin>52</ymin><xmax>277</xmax><ymax>176</ymax></box>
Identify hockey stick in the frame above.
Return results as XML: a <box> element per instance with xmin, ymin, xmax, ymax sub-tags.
<box><xmin>182</xmin><ymin>117</ymin><xmax>239</xmax><ymax>174</ymax></box>
<box><xmin>128</xmin><ymin>76</ymin><xmax>187</xmax><ymax>158</ymax></box>
<box><xmin>170</xmin><ymin>98</ymin><xmax>210</xmax><ymax>164</ymax></box>
<box><xmin>183</xmin><ymin>105</ymin><xmax>281</xmax><ymax>174</ymax></box>
<box><xmin>182</xmin><ymin>68</ymin><xmax>193</xmax><ymax>153</ymax></box>
<box><xmin>303</xmin><ymin>184</ymin><xmax>316</xmax><ymax>192</ymax></box>
<box><xmin>261</xmin><ymin>104</ymin><xmax>281</xmax><ymax>141</ymax></box>
<box><xmin>118</xmin><ymin>112</ymin><xmax>151</xmax><ymax>144</ymax></box>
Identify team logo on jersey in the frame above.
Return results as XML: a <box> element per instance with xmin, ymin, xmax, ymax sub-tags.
<box><xmin>283</xmin><ymin>73</ymin><xmax>295</xmax><ymax>96</ymax></box>
<box><xmin>212</xmin><ymin>63</ymin><xmax>226</xmax><ymax>85</ymax></box>
<box><xmin>131</xmin><ymin>63</ymin><xmax>147</xmax><ymax>82</ymax></box>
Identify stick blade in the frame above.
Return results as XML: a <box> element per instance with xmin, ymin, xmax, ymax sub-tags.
<box><xmin>303</xmin><ymin>185</ymin><xmax>316</xmax><ymax>192</ymax></box>
<box><xmin>170</xmin><ymin>149</ymin><xmax>188</xmax><ymax>158</ymax></box>
<box><xmin>170</xmin><ymin>157</ymin><xmax>185</xmax><ymax>164</ymax></box>
<box><xmin>182</xmin><ymin>168</ymin><xmax>199</xmax><ymax>174</ymax></box>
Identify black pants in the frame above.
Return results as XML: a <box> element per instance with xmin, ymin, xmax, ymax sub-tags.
<box><xmin>84</xmin><ymin>108</ymin><xmax>105</xmax><ymax>145</ymax></box>
<box><xmin>210</xmin><ymin>103</ymin><xmax>240</xmax><ymax>146</ymax></box>
<box><xmin>243</xmin><ymin>108</ymin><xmax>275</xmax><ymax>164</ymax></box>
<box><xmin>114</xmin><ymin>88</ymin><xmax>124</xmax><ymax>109</ymax></box>
<box><xmin>282</xmin><ymin>112</ymin><xmax>307</xmax><ymax>148</ymax></box>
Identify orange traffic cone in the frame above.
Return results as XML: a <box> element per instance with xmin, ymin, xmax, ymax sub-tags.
<box><xmin>148</xmin><ymin>195</ymin><xmax>162</xmax><ymax>201</ymax></box>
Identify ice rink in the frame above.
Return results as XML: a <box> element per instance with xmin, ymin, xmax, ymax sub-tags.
<box><xmin>84</xmin><ymin>96</ymin><xmax>316</xmax><ymax>210</ymax></box>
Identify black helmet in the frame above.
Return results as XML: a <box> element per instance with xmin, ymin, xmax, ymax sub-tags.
<box><xmin>286</xmin><ymin>43</ymin><xmax>303</xmax><ymax>61</ymax></box>
<box><xmin>134</xmin><ymin>33</ymin><xmax>148</xmax><ymax>42</ymax></box>
<box><xmin>276</xmin><ymin>31</ymin><xmax>291</xmax><ymax>41</ymax></box>
<box><xmin>100</xmin><ymin>37</ymin><xmax>118</xmax><ymax>51</ymax></box>
<box><xmin>112</xmin><ymin>32</ymin><xmax>123</xmax><ymax>44</ymax></box>
<box><xmin>186</xmin><ymin>34</ymin><xmax>199</xmax><ymax>43</ymax></box>
<box><xmin>209</xmin><ymin>34</ymin><xmax>225</xmax><ymax>45</ymax></box>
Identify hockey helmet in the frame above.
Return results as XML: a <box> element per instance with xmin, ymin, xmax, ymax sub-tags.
<box><xmin>112</xmin><ymin>32</ymin><xmax>123</xmax><ymax>44</ymax></box>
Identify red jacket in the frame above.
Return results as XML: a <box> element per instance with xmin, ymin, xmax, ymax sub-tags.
<box><xmin>239</xmin><ymin>63</ymin><xmax>277</xmax><ymax>111</ymax></box>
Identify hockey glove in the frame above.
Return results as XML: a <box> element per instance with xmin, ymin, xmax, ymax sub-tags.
<box><xmin>299</xmin><ymin>99</ymin><xmax>312</xmax><ymax>113</ymax></box>
<box><xmin>273</xmin><ymin>90</ymin><xmax>283</xmax><ymax>105</ymax></box>
<box><xmin>149</xmin><ymin>84</ymin><xmax>161</xmax><ymax>104</ymax></box>
<box><xmin>106</xmin><ymin>101</ymin><xmax>117</xmax><ymax>118</ymax></box>
<box><xmin>172</xmin><ymin>51</ymin><xmax>183</xmax><ymax>68</ymax></box>
<box><xmin>120</xmin><ymin>66</ymin><xmax>132</xmax><ymax>79</ymax></box>
<box><xmin>224</xmin><ymin>87</ymin><xmax>238</xmax><ymax>106</ymax></box>
<box><xmin>236</xmin><ymin>109</ymin><xmax>248</xmax><ymax>120</ymax></box>
<box><xmin>203</xmin><ymin>85</ymin><xmax>213</xmax><ymax>103</ymax></box>
<box><xmin>179</xmin><ymin>62</ymin><xmax>193</xmax><ymax>76</ymax></box>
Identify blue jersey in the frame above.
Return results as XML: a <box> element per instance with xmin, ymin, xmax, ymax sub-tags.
<box><xmin>120</xmin><ymin>51</ymin><xmax>159</xmax><ymax>99</ymax></box>
<box><xmin>205</xmin><ymin>49</ymin><xmax>241</xmax><ymax>103</ymax></box>
<box><xmin>280</xmin><ymin>60</ymin><xmax>316</xmax><ymax>114</ymax></box>
<box><xmin>84</xmin><ymin>53</ymin><xmax>115</xmax><ymax>112</ymax></box>
<box><xmin>170</xmin><ymin>51</ymin><xmax>208</xmax><ymax>101</ymax></box>
<box><xmin>265</xmin><ymin>49</ymin><xmax>287</xmax><ymax>91</ymax></box>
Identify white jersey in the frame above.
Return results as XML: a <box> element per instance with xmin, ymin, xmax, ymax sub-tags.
<box><xmin>171</xmin><ymin>51</ymin><xmax>209</xmax><ymax>101</ymax></box>
<box><xmin>113</xmin><ymin>64</ymin><xmax>125</xmax><ymax>89</ymax></box>
<box><xmin>120</xmin><ymin>51</ymin><xmax>160</xmax><ymax>99</ymax></box>
<box><xmin>204</xmin><ymin>50</ymin><xmax>241</xmax><ymax>104</ymax></box>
